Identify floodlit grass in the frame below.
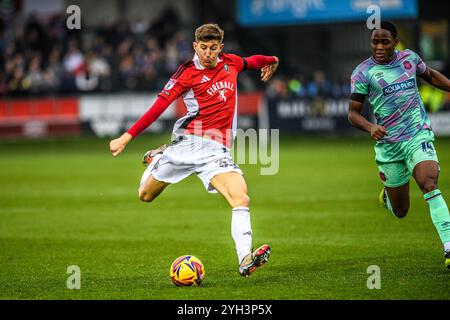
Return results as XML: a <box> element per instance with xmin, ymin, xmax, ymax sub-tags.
<box><xmin>1</xmin><ymin>134</ymin><xmax>449</xmax><ymax>299</ymax></box>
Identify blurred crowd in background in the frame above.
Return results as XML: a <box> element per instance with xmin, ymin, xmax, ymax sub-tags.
<box><xmin>0</xmin><ymin>8</ymin><xmax>190</xmax><ymax>95</ymax></box>
<box><xmin>0</xmin><ymin>6</ymin><xmax>353</xmax><ymax>99</ymax></box>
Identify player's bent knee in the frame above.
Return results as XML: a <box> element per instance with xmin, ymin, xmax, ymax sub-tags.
<box><xmin>420</xmin><ymin>181</ymin><xmax>438</xmax><ymax>194</ymax></box>
<box><xmin>242</xmin><ymin>194</ymin><xmax>250</xmax><ymax>207</ymax></box>
<box><xmin>231</xmin><ymin>194</ymin><xmax>250</xmax><ymax>208</ymax></box>
<box><xmin>139</xmin><ymin>190</ymin><xmax>155</xmax><ymax>202</ymax></box>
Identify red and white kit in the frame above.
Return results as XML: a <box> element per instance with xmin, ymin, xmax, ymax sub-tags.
<box><xmin>131</xmin><ymin>53</ymin><xmax>276</xmax><ymax>192</ymax></box>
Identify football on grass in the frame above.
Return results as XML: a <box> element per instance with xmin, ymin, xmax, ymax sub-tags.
<box><xmin>170</xmin><ymin>255</ymin><xmax>205</xmax><ymax>286</ymax></box>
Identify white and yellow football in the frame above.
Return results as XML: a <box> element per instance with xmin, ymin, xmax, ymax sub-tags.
<box><xmin>169</xmin><ymin>255</ymin><xmax>205</xmax><ymax>287</ymax></box>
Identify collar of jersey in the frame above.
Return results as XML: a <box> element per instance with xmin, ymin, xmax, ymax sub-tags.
<box><xmin>193</xmin><ymin>53</ymin><xmax>223</xmax><ymax>70</ymax></box>
<box><xmin>370</xmin><ymin>51</ymin><xmax>398</xmax><ymax>66</ymax></box>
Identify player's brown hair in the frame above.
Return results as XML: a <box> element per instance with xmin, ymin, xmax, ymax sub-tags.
<box><xmin>195</xmin><ymin>24</ymin><xmax>224</xmax><ymax>43</ymax></box>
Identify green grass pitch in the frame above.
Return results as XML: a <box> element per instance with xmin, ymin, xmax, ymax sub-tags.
<box><xmin>1</xmin><ymin>134</ymin><xmax>449</xmax><ymax>299</ymax></box>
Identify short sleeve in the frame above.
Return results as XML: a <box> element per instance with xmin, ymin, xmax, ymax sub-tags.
<box><xmin>415</xmin><ymin>52</ymin><xmax>427</xmax><ymax>75</ymax></box>
<box><xmin>350</xmin><ymin>68</ymin><xmax>369</xmax><ymax>95</ymax></box>
<box><xmin>226</xmin><ymin>53</ymin><xmax>245</xmax><ymax>73</ymax></box>
<box><xmin>158</xmin><ymin>66</ymin><xmax>191</xmax><ymax>103</ymax></box>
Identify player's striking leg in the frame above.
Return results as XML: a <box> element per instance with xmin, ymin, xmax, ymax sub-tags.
<box><xmin>141</xmin><ymin>144</ymin><xmax>168</xmax><ymax>167</ymax></box>
<box><xmin>210</xmin><ymin>172</ymin><xmax>270</xmax><ymax>277</ymax></box>
<box><xmin>139</xmin><ymin>175</ymin><xmax>169</xmax><ymax>202</ymax></box>
<box><xmin>138</xmin><ymin>145</ymin><xmax>170</xmax><ymax>202</ymax></box>
<box><xmin>413</xmin><ymin>160</ymin><xmax>450</xmax><ymax>269</ymax></box>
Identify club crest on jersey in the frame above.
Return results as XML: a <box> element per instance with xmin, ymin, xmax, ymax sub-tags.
<box><xmin>403</xmin><ymin>61</ymin><xmax>412</xmax><ymax>70</ymax></box>
<box><xmin>224</xmin><ymin>64</ymin><xmax>229</xmax><ymax>73</ymax></box>
<box><xmin>164</xmin><ymin>78</ymin><xmax>176</xmax><ymax>91</ymax></box>
<box><xmin>219</xmin><ymin>89</ymin><xmax>227</xmax><ymax>102</ymax></box>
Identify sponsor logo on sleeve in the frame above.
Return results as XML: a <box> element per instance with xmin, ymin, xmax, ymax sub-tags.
<box><xmin>164</xmin><ymin>79</ymin><xmax>177</xmax><ymax>91</ymax></box>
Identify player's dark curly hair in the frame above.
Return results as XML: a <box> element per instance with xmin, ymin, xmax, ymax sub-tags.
<box><xmin>372</xmin><ymin>21</ymin><xmax>398</xmax><ymax>38</ymax></box>
<box><xmin>195</xmin><ymin>23</ymin><xmax>224</xmax><ymax>43</ymax></box>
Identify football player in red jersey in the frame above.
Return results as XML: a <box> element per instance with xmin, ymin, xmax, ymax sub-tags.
<box><xmin>109</xmin><ymin>24</ymin><xmax>278</xmax><ymax>276</ymax></box>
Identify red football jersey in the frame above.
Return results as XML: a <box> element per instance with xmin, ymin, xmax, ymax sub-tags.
<box><xmin>158</xmin><ymin>52</ymin><xmax>246</xmax><ymax>147</ymax></box>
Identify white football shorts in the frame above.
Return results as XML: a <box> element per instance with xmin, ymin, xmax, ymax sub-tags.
<box><xmin>140</xmin><ymin>135</ymin><xmax>243</xmax><ymax>193</ymax></box>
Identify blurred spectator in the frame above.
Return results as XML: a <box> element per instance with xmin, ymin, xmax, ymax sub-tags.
<box><xmin>266</xmin><ymin>78</ymin><xmax>289</xmax><ymax>99</ymax></box>
<box><xmin>44</xmin><ymin>45</ymin><xmax>63</xmax><ymax>92</ymax></box>
<box><xmin>8</xmin><ymin>66</ymin><xmax>30</xmax><ymax>94</ymax></box>
<box><xmin>287</xmin><ymin>74</ymin><xmax>306</xmax><ymax>98</ymax></box>
<box><xmin>27</xmin><ymin>54</ymin><xmax>44</xmax><ymax>92</ymax></box>
<box><xmin>306</xmin><ymin>70</ymin><xmax>332</xmax><ymax>98</ymax></box>
<box><xmin>75</xmin><ymin>71</ymin><xmax>99</xmax><ymax>91</ymax></box>
<box><xmin>86</xmin><ymin>51</ymin><xmax>111</xmax><ymax>81</ymax></box>
<box><xmin>63</xmin><ymin>40</ymin><xmax>85</xmax><ymax>76</ymax></box>
<box><xmin>131</xmin><ymin>17</ymin><xmax>150</xmax><ymax>36</ymax></box>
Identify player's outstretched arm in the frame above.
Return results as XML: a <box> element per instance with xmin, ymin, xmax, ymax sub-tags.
<box><xmin>244</xmin><ymin>55</ymin><xmax>279</xmax><ymax>82</ymax></box>
<box><xmin>109</xmin><ymin>96</ymin><xmax>171</xmax><ymax>157</ymax></box>
<box><xmin>348</xmin><ymin>99</ymin><xmax>386</xmax><ymax>141</ymax></box>
<box><xmin>109</xmin><ymin>133</ymin><xmax>133</xmax><ymax>157</ymax></box>
<box><xmin>418</xmin><ymin>67</ymin><xmax>450</xmax><ymax>92</ymax></box>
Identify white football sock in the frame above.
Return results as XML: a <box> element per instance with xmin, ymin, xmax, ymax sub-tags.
<box><xmin>231</xmin><ymin>207</ymin><xmax>253</xmax><ymax>263</ymax></box>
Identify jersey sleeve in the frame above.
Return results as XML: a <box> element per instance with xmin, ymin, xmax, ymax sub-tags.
<box><xmin>226</xmin><ymin>53</ymin><xmax>245</xmax><ymax>73</ymax></box>
<box><xmin>158</xmin><ymin>65</ymin><xmax>192</xmax><ymax>103</ymax></box>
<box><xmin>414</xmin><ymin>51</ymin><xmax>427</xmax><ymax>75</ymax></box>
<box><xmin>350</xmin><ymin>67</ymin><xmax>369</xmax><ymax>95</ymax></box>
<box><xmin>127</xmin><ymin>97</ymin><xmax>171</xmax><ymax>138</ymax></box>
<box><xmin>244</xmin><ymin>55</ymin><xmax>277</xmax><ymax>70</ymax></box>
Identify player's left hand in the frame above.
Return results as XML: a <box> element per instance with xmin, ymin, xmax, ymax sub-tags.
<box><xmin>261</xmin><ymin>56</ymin><xmax>279</xmax><ymax>82</ymax></box>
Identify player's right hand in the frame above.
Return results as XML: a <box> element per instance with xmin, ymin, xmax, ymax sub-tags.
<box><xmin>109</xmin><ymin>133</ymin><xmax>133</xmax><ymax>157</ymax></box>
<box><xmin>369</xmin><ymin>124</ymin><xmax>387</xmax><ymax>141</ymax></box>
